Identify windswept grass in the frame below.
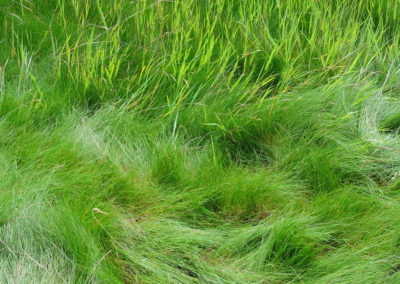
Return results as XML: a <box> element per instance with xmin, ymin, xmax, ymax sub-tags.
<box><xmin>1</xmin><ymin>0</ymin><xmax>400</xmax><ymax>283</ymax></box>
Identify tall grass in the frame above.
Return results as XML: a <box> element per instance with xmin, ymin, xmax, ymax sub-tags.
<box><xmin>1</xmin><ymin>0</ymin><xmax>400</xmax><ymax>282</ymax></box>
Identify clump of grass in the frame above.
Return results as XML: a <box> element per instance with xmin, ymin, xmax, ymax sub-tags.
<box><xmin>215</xmin><ymin>214</ymin><xmax>332</xmax><ymax>283</ymax></box>
<box><xmin>150</xmin><ymin>139</ymin><xmax>186</xmax><ymax>185</ymax></box>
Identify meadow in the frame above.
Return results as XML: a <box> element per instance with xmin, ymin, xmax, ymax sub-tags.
<box><xmin>1</xmin><ymin>0</ymin><xmax>400</xmax><ymax>282</ymax></box>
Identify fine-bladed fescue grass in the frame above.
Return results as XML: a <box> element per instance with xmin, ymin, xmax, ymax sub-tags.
<box><xmin>1</xmin><ymin>0</ymin><xmax>400</xmax><ymax>283</ymax></box>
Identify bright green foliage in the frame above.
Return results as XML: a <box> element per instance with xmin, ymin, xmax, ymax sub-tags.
<box><xmin>1</xmin><ymin>0</ymin><xmax>400</xmax><ymax>283</ymax></box>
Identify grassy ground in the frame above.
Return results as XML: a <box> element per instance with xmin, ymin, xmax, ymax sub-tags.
<box><xmin>1</xmin><ymin>0</ymin><xmax>400</xmax><ymax>283</ymax></box>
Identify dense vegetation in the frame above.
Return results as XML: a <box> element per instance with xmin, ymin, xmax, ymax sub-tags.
<box><xmin>1</xmin><ymin>0</ymin><xmax>400</xmax><ymax>282</ymax></box>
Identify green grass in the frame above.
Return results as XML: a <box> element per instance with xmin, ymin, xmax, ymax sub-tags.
<box><xmin>1</xmin><ymin>0</ymin><xmax>400</xmax><ymax>282</ymax></box>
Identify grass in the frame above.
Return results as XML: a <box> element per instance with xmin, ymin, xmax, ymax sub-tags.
<box><xmin>1</xmin><ymin>0</ymin><xmax>400</xmax><ymax>282</ymax></box>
